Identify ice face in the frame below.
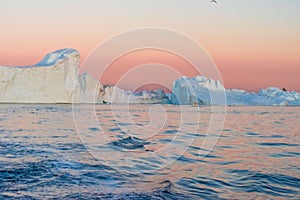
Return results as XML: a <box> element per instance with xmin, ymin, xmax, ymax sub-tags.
<box><xmin>0</xmin><ymin>48</ymin><xmax>169</xmax><ymax>104</ymax></box>
<box><xmin>0</xmin><ymin>48</ymin><xmax>80</xmax><ymax>103</ymax></box>
<box><xmin>172</xmin><ymin>76</ymin><xmax>226</xmax><ymax>105</ymax></box>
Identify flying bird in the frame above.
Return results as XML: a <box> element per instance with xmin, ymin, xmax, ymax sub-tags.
<box><xmin>211</xmin><ymin>0</ymin><xmax>218</xmax><ymax>3</ymax></box>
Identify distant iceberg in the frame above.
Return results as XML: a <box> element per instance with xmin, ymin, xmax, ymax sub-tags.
<box><xmin>172</xmin><ymin>76</ymin><xmax>300</xmax><ymax>106</ymax></box>
<box><xmin>171</xmin><ymin>76</ymin><xmax>226</xmax><ymax>105</ymax></box>
<box><xmin>77</xmin><ymin>72</ymin><xmax>169</xmax><ymax>104</ymax></box>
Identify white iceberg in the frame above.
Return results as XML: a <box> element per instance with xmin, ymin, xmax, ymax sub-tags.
<box><xmin>172</xmin><ymin>76</ymin><xmax>300</xmax><ymax>106</ymax></box>
<box><xmin>101</xmin><ymin>86</ymin><xmax>169</xmax><ymax>104</ymax></box>
<box><xmin>258</xmin><ymin>87</ymin><xmax>300</xmax><ymax>106</ymax></box>
<box><xmin>0</xmin><ymin>49</ymin><xmax>79</xmax><ymax>103</ymax></box>
<box><xmin>76</xmin><ymin>73</ymin><xmax>169</xmax><ymax>104</ymax></box>
<box><xmin>0</xmin><ymin>48</ymin><xmax>169</xmax><ymax>104</ymax></box>
<box><xmin>171</xmin><ymin>76</ymin><xmax>226</xmax><ymax>105</ymax></box>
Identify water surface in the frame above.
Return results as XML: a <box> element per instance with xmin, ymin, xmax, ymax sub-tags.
<box><xmin>0</xmin><ymin>105</ymin><xmax>299</xmax><ymax>199</ymax></box>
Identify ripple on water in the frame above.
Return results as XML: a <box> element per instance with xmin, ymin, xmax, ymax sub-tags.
<box><xmin>226</xmin><ymin>169</ymin><xmax>300</xmax><ymax>197</ymax></box>
<box><xmin>110</xmin><ymin>136</ymin><xmax>150</xmax><ymax>150</ymax></box>
<box><xmin>269</xmin><ymin>151</ymin><xmax>300</xmax><ymax>158</ymax></box>
<box><xmin>257</xmin><ymin>142</ymin><xmax>299</xmax><ymax>147</ymax></box>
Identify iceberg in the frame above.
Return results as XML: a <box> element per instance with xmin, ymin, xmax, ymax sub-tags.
<box><xmin>171</xmin><ymin>76</ymin><xmax>226</xmax><ymax>105</ymax></box>
<box><xmin>101</xmin><ymin>86</ymin><xmax>169</xmax><ymax>104</ymax></box>
<box><xmin>258</xmin><ymin>87</ymin><xmax>300</xmax><ymax>106</ymax></box>
<box><xmin>76</xmin><ymin>73</ymin><xmax>169</xmax><ymax>104</ymax></box>
<box><xmin>172</xmin><ymin>76</ymin><xmax>300</xmax><ymax>106</ymax></box>
<box><xmin>0</xmin><ymin>49</ymin><xmax>80</xmax><ymax>103</ymax></box>
<box><xmin>0</xmin><ymin>48</ymin><xmax>169</xmax><ymax>104</ymax></box>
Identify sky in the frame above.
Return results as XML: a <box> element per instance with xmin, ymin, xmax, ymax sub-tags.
<box><xmin>0</xmin><ymin>0</ymin><xmax>299</xmax><ymax>92</ymax></box>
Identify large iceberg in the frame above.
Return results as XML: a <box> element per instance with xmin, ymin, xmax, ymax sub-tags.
<box><xmin>0</xmin><ymin>49</ymin><xmax>169</xmax><ymax>104</ymax></box>
<box><xmin>171</xmin><ymin>76</ymin><xmax>226</xmax><ymax>105</ymax></box>
<box><xmin>0</xmin><ymin>49</ymin><xmax>79</xmax><ymax>103</ymax></box>
<box><xmin>172</xmin><ymin>76</ymin><xmax>300</xmax><ymax>106</ymax></box>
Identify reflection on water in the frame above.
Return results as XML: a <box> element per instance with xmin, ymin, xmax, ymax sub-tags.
<box><xmin>0</xmin><ymin>104</ymin><xmax>299</xmax><ymax>199</ymax></box>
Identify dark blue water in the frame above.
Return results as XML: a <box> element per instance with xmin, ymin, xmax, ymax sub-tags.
<box><xmin>0</xmin><ymin>104</ymin><xmax>299</xmax><ymax>199</ymax></box>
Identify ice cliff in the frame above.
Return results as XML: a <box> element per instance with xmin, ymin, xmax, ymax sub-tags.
<box><xmin>0</xmin><ymin>49</ymin><xmax>79</xmax><ymax>103</ymax></box>
<box><xmin>0</xmin><ymin>49</ymin><xmax>169</xmax><ymax>104</ymax></box>
<box><xmin>171</xmin><ymin>76</ymin><xmax>226</xmax><ymax>105</ymax></box>
<box><xmin>172</xmin><ymin>76</ymin><xmax>300</xmax><ymax>106</ymax></box>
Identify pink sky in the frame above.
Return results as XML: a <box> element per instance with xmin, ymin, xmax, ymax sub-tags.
<box><xmin>0</xmin><ymin>0</ymin><xmax>299</xmax><ymax>92</ymax></box>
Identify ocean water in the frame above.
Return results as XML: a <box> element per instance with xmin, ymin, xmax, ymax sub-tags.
<box><xmin>0</xmin><ymin>104</ymin><xmax>299</xmax><ymax>199</ymax></box>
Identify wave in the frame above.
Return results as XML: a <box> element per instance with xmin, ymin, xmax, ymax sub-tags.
<box><xmin>110</xmin><ymin>136</ymin><xmax>150</xmax><ymax>150</ymax></box>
